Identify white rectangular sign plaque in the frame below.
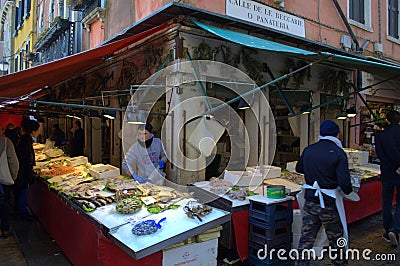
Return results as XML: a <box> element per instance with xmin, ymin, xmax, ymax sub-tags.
<box><xmin>226</xmin><ymin>0</ymin><xmax>306</xmax><ymax>38</ymax></box>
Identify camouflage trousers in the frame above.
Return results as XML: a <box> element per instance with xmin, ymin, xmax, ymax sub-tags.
<box><xmin>297</xmin><ymin>200</ymin><xmax>346</xmax><ymax>266</ymax></box>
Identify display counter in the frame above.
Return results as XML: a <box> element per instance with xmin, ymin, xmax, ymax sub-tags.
<box><xmin>28</xmin><ymin>178</ymin><xmax>230</xmax><ymax>265</ymax></box>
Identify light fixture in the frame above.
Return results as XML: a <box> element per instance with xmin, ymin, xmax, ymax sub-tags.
<box><xmin>238</xmin><ymin>99</ymin><xmax>250</xmax><ymax>110</ymax></box>
<box><xmin>237</xmin><ymin>94</ymin><xmax>255</xmax><ymax>110</ymax></box>
<box><xmin>300</xmin><ymin>103</ymin><xmax>312</xmax><ymax>115</ymax></box>
<box><xmin>88</xmin><ymin>110</ymin><xmax>101</xmax><ymax>118</ymax></box>
<box><xmin>336</xmin><ymin>110</ymin><xmax>348</xmax><ymax>120</ymax></box>
<box><xmin>346</xmin><ymin>107</ymin><xmax>357</xmax><ymax>118</ymax></box>
<box><xmin>103</xmin><ymin>110</ymin><xmax>116</xmax><ymax>120</ymax></box>
<box><xmin>126</xmin><ymin>105</ymin><xmax>145</xmax><ymax>124</ymax></box>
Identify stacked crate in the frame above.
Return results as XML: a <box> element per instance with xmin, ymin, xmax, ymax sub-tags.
<box><xmin>248</xmin><ymin>198</ymin><xmax>293</xmax><ymax>266</ymax></box>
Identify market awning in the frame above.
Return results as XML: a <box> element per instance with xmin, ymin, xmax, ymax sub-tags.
<box><xmin>192</xmin><ymin>20</ymin><xmax>400</xmax><ymax>78</ymax></box>
<box><xmin>0</xmin><ymin>23</ymin><xmax>168</xmax><ymax>99</ymax></box>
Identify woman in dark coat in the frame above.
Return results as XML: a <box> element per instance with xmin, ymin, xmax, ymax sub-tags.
<box><xmin>15</xmin><ymin>119</ymin><xmax>39</xmax><ymax>217</ymax></box>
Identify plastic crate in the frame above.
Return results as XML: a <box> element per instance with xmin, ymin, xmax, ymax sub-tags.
<box><xmin>249</xmin><ymin>200</ymin><xmax>293</xmax><ymax>223</ymax></box>
<box><xmin>248</xmin><ymin>254</ymin><xmax>292</xmax><ymax>266</ymax></box>
<box><xmin>250</xmin><ymin>223</ymin><xmax>292</xmax><ymax>248</ymax></box>
<box><xmin>249</xmin><ymin>214</ymin><xmax>292</xmax><ymax>229</ymax></box>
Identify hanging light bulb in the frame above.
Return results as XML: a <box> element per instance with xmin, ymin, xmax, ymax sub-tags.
<box><xmin>346</xmin><ymin>107</ymin><xmax>357</xmax><ymax>118</ymax></box>
<box><xmin>336</xmin><ymin>110</ymin><xmax>348</xmax><ymax>120</ymax></box>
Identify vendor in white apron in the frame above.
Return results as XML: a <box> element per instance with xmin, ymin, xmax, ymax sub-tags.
<box><xmin>295</xmin><ymin>120</ymin><xmax>353</xmax><ymax>266</ymax></box>
<box><xmin>122</xmin><ymin>123</ymin><xmax>167</xmax><ymax>185</ymax></box>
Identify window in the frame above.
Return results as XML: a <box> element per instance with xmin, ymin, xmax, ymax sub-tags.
<box><xmin>350</xmin><ymin>0</ymin><xmax>365</xmax><ymax>23</ymax></box>
<box><xmin>348</xmin><ymin>0</ymin><xmax>371</xmax><ymax>28</ymax></box>
<box><xmin>389</xmin><ymin>0</ymin><xmax>399</xmax><ymax>38</ymax></box>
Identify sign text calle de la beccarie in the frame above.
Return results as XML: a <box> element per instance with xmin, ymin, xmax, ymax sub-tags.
<box><xmin>226</xmin><ymin>0</ymin><xmax>306</xmax><ymax>38</ymax></box>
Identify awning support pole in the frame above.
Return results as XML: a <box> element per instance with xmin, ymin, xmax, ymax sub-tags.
<box><xmin>263</xmin><ymin>63</ymin><xmax>294</xmax><ymax>114</ymax></box>
<box><xmin>186</xmin><ymin>51</ymin><xmax>213</xmax><ymax>111</ymax></box>
<box><xmin>205</xmin><ymin>57</ymin><xmax>326</xmax><ymax>115</ymax></box>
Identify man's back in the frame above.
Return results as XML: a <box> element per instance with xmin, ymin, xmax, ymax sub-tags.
<box><xmin>376</xmin><ymin>124</ymin><xmax>400</xmax><ymax>180</ymax></box>
<box><xmin>296</xmin><ymin>140</ymin><xmax>352</xmax><ymax>203</ymax></box>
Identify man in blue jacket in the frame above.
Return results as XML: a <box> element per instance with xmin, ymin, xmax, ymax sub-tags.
<box><xmin>296</xmin><ymin>120</ymin><xmax>352</xmax><ymax>266</ymax></box>
<box><xmin>375</xmin><ymin>110</ymin><xmax>400</xmax><ymax>247</ymax></box>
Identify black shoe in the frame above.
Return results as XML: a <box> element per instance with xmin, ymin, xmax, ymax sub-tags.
<box><xmin>388</xmin><ymin>232</ymin><xmax>399</xmax><ymax>247</ymax></box>
<box><xmin>382</xmin><ymin>232</ymin><xmax>391</xmax><ymax>243</ymax></box>
<box><xmin>1</xmin><ymin>230</ymin><xmax>11</xmax><ymax>239</ymax></box>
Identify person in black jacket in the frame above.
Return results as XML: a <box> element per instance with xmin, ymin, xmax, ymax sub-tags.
<box><xmin>15</xmin><ymin>119</ymin><xmax>39</xmax><ymax>218</ymax></box>
<box><xmin>296</xmin><ymin>120</ymin><xmax>352</xmax><ymax>266</ymax></box>
<box><xmin>68</xmin><ymin>120</ymin><xmax>84</xmax><ymax>157</ymax></box>
<box><xmin>49</xmin><ymin>124</ymin><xmax>66</xmax><ymax>147</ymax></box>
<box><xmin>375</xmin><ymin>110</ymin><xmax>400</xmax><ymax>247</ymax></box>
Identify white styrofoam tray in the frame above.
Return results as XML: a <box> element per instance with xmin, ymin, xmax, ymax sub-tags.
<box><xmin>89</xmin><ymin>164</ymin><xmax>120</xmax><ymax>179</ymax></box>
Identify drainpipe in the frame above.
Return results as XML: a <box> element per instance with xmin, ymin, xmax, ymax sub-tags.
<box><xmin>332</xmin><ymin>0</ymin><xmax>360</xmax><ymax>50</ymax></box>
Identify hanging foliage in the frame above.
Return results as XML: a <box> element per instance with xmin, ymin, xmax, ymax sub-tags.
<box><xmin>192</xmin><ymin>41</ymin><xmax>220</xmax><ymax>60</ymax></box>
<box><xmin>279</xmin><ymin>59</ymin><xmax>312</xmax><ymax>89</ymax></box>
<box><xmin>142</xmin><ymin>46</ymin><xmax>164</xmax><ymax>78</ymax></box>
<box><xmin>319</xmin><ymin>70</ymin><xmax>351</xmax><ymax>95</ymax></box>
<box><xmin>116</xmin><ymin>60</ymin><xmax>140</xmax><ymax>90</ymax></box>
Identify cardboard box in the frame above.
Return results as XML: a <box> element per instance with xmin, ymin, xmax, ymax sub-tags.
<box><xmin>89</xmin><ymin>164</ymin><xmax>120</xmax><ymax>179</ymax></box>
<box><xmin>163</xmin><ymin>238</ymin><xmax>218</xmax><ymax>266</ymax></box>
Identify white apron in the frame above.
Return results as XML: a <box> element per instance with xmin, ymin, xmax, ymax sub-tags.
<box><xmin>296</xmin><ymin>181</ymin><xmax>348</xmax><ymax>249</ymax></box>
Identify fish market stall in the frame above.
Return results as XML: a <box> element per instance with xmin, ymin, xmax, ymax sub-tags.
<box><xmin>28</xmin><ymin>146</ymin><xmax>230</xmax><ymax>265</ymax></box>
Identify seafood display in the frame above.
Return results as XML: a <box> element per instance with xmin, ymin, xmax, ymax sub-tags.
<box><xmin>209</xmin><ymin>177</ymin><xmax>233</xmax><ymax>194</ymax></box>
<box><xmin>39</xmin><ymin>165</ymin><xmax>77</xmax><ymax>178</ymax></box>
<box><xmin>116</xmin><ymin>198</ymin><xmax>143</xmax><ymax>214</ymax></box>
<box><xmin>280</xmin><ymin>172</ymin><xmax>305</xmax><ymax>185</ymax></box>
<box><xmin>184</xmin><ymin>201</ymin><xmax>212</xmax><ymax>220</ymax></box>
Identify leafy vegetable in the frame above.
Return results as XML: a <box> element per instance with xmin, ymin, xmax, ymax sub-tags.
<box><xmin>246</xmin><ymin>188</ymin><xmax>257</xmax><ymax>196</ymax></box>
<box><xmin>57</xmin><ymin>189</ymin><xmax>64</xmax><ymax>196</ymax></box>
<box><xmin>103</xmin><ymin>183</ymin><xmax>117</xmax><ymax>192</ymax></box>
<box><xmin>232</xmin><ymin>185</ymin><xmax>240</xmax><ymax>191</ymax></box>
<box><xmin>168</xmin><ymin>205</ymin><xmax>180</xmax><ymax>209</ymax></box>
<box><xmin>47</xmin><ymin>182</ymin><xmax>58</xmax><ymax>190</ymax></box>
<box><xmin>67</xmin><ymin>193</ymin><xmax>79</xmax><ymax>200</ymax></box>
<box><xmin>147</xmin><ymin>204</ymin><xmax>162</xmax><ymax>214</ymax></box>
<box><xmin>82</xmin><ymin>204</ymin><xmax>95</xmax><ymax>212</ymax></box>
<box><xmin>135</xmin><ymin>191</ymin><xmax>142</xmax><ymax>197</ymax></box>
<box><xmin>42</xmin><ymin>175</ymin><xmax>52</xmax><ymax>180</ymax></box>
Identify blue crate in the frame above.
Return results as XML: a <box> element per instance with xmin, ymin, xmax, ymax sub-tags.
<box><xmin>248</xmin><ymin>254</ymin><xmax>292</xmax><ymax>266</ymax></box>
<box><xmin>249</xmin><ymin>200</ymin><xmax>293</xmax><ymax>223</ymax></box>
<box><xmin>250</xmin><ymin>223</ymin><xmax>292</xmax><ymax>248</ymax></box>
<box><xmin>249</xmin><ymin>213</ymin><xmax>293</xmax><ymax>229</ymax></box>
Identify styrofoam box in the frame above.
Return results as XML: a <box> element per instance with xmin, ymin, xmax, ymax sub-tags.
<box><xmin>247</xmin><ymin>165</ymin><xmax>281</xmax><ymax>179</ymax></box>
<box><xmin>162</xmin><ymin>238</ymin><xmax>218</xmax><ymax>266</ymax></box>
<box><xmin>286</xmin><ymin>161</ymin><xmax>298</xmax><ymax>173</ymax></box>
<box><xmin>66</xmin><ymin>156</ymin><xmax>88</xmax><ymax>166</ymax></box>
<box><xmin>224</xmin><ymin>170</ymin><xmax>263</xmax><ymax>187</ymax></box>
<box><xmin>89</xmin><ymin>164</ymin><xmax>120</xmax><ymax>179</ymax></box>
<box><xmin>343</xmin><ymin>149</ymin><xmax>369</xmax><ymax>166</ymax></box>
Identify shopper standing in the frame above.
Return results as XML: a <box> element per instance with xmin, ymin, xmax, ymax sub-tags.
<box><xmin>0</xmin><ymin>126</ymin><xmax>19</xmax><ymax>239</ymax></box>
<box><xmin>69</xmin><ymin>120</ymin><xmax>84</xmax><ymax>157</ymax></box>
<box><xmin>15</xmin><ymin>119</ymin><xmax>39</xmax><ymax>219</ymax></box>
<box><xmin>375</xmin><ymin>110</ymin><xmax>400</xmax><ymax>247</ymax></box>
<box><xmin>295</xmin><ymin>120</ymin><xmax>352</xmax><ymax>266</ymax></box>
